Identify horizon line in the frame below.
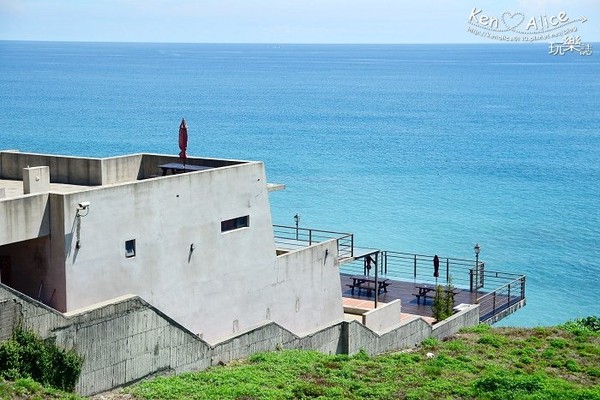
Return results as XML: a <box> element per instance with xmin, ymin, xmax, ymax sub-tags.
<box><xmin>1</xmin><ymin>39</ymin><xmax>584</xmax><ymax>46</ymax></box>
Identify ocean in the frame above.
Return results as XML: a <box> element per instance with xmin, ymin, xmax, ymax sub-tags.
<box><xmin>0</xmin><ymin>41</ymin><xmax>598</xmax><ymax>326</ymax></box>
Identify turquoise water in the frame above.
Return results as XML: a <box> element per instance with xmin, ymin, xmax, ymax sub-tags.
<box><xmin>1</xmin><ymin>41</ymin><xmax>598</xmax><ymax>326</ymax></box>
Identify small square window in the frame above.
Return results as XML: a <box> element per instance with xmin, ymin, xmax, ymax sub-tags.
<box><xmin>125</xmin><ymin>239</ymin><xmax>136</xmax><ymax>258</ymax></box>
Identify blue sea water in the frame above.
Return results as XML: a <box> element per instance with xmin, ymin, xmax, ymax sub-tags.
<box><xmin>0</xmin><ymin>41</ymin><xmax>598</xmax><ymax>326</ymax></box>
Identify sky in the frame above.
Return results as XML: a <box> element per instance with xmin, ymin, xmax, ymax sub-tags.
<box><xmin>0</xmin><ymin>0</ymin><xmax>598</xmax><ymax>44</ymax></box>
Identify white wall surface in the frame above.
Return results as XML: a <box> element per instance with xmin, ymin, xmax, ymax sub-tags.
<box><xmin>362</xmin><ymin>299</ymin><xmax>402</xmax><ymax>333</ymax></box>
<box><xmin>0</xmin><ymin>194</ymin><xmax>50</xmax><ymax>245</ymax></box>
<box><xmin>62</xmin><ymin>162</ymin><xmax>343</xmax><ymax>343</ymax></box>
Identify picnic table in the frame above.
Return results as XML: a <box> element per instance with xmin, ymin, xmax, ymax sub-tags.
<box><xmin>413</xmin><ymin>284</ymin><xmax>458</xmax><ymax>305</ymax></box>
<box><xmin>346</xmin><ymin>275</ymin><xmax>391</xmax><ymax>296</ymax></box>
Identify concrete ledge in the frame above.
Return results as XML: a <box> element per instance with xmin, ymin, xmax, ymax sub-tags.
<box><xmin>63</xmin><ymin>294</ymin><xmax>139</xmax><ymax>316</ymax></box>
<box><xmin>362</xmin><ymin>299</ymin><xmax>401</xmax><ymax>333</ymax></box>
<box><xmin>432</xmin><ymin>304</ymin><xmax>480</xmax><ymax>339</ymax></box>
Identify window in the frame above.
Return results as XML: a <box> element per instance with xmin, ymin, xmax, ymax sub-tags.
<box><xmin>221</xmin><ymin>216</ymin><xmax>249</xmax><ymax>232</ymax></box>
<box><xmin>125</xmin><ymin>239</ymin><xmax>136</xmax><ymax>258</ymax></box>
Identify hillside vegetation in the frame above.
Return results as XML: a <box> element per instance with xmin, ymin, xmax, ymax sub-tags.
<box><xmin>127</xmin><ymin>319</ymin><xmax>600</xmax><ymax>400</ymax></box>
<box><xmin>0</xmin><ymin>318</ymin><xmax>598</xmax><ymax>399</ymax></box>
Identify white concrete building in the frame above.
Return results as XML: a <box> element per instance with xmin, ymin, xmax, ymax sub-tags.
<box><xmin>0</xmin><ymin>151</ymin><xmax>344</xmax><ymax>343</ymax></box>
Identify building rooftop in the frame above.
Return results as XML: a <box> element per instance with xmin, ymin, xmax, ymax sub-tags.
<box><xmin>0</xmin><ymin>178</ymin><xmax>90</xmax><ymax>199</ymax></box>
<box><xmin>0</xmin><ymin>150</ymin><xmax>284</xmax><ymax>201</ymax></box>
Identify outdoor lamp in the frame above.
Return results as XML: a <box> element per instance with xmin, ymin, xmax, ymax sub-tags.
<box><xmin>473</xmin><ymin>243</ymin><xmax>481</xmax><ymax>292</ymax></box>
<box><xmin>294</xmin><ymin>214</ymin><xmax>300</xmax><ymax>239</ymax></box>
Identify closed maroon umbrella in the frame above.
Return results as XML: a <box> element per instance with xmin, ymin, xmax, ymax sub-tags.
<box><xmin>178</xmin><ymin>118</ymin><xmax>188</xmax><ymax>166</ymax></box>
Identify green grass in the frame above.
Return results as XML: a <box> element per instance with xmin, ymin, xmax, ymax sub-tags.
<box><xmin>0</xmin><ymin>377</ymin><xmax>82</xmax><ymax>400</ymax></box>
<box><xmin>125</xmin><ymin>324</ymin><xmax>600</xmax><ymax>400</ymax></box>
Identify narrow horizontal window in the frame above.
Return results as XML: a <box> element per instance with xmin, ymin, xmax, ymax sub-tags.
<box><xmin>221</xmin><ymin>216</ymin><xmax>249</xmax><ymax>232</ymax></box>
<box><xmin>125</xmin><ymin>239</ymin><xmax>136</xmax><ymax>258</ymax></box>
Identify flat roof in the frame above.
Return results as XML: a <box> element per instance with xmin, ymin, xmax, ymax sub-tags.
<box><xmin>0</xmin><ymin>179</ymin><xmax>91</xmax><ymax>200</ymax></box>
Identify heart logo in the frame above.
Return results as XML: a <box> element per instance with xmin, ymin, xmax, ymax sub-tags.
<box><xmin>502</xmin><ymin>12</ymin><xmax>525</xmax><ymax>31</ymax></box>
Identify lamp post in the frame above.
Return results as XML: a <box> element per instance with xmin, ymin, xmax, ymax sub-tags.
<box><xmin>294</xmin><ymin>214</ymin><xmax>300</xmax><ymax>240</ymax></box>
<box><xmin>474</xmin><ymin>243</ymin><xmax>481</xmax><ymax>292</ymax></box>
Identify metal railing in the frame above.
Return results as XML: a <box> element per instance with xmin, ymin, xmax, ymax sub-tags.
<box><xmin>478</xmin><ymin>274</ymin><xmax>526</xmax><ymax>323</ymax></box>
<box><xmin>273</xmin><ymin>224</ymin><xmax>526</xmax><ymax>323</ymax></box>
<box><xmin>341</xmin><ymin>251</ymin><xmax>485</xmax><ymax>289</ymax></box>
<box><xmin>339</xmin><ymin>250</ymin><xmax>526</xmax><ymax>323</ymax></box>
<box><xmin>273</xmin><ymin>225</ymin><xmax>354</xmax><ymax>258</ymax></box>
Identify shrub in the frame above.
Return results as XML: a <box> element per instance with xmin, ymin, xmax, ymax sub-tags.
<box><xmin>0</xmin><ymin>340</ymin><xmax>21</xmax><ymax>380</ymax></box>
<box><xmin>0</xmin><ymin>327</ymin><xmax>83</xmax><ymax>392</ymax></box>
<box><xmin>587</xmin><ymin>367</ymin><xmax>600</xmax><ymax>377</ymax></box>
<box><xmin>461</xmin><ymin>323</ymin><xmax>491</xmax><ymax>334</ymax></box>
<box><xmin>421</xmin><ymin>338</ymin><xmax>440</xmax><ymax>349</ymax></box>
<box><xmin>560</xmin><ymin>316</ymin><xmax>600</xmax><ymax>337</ymax></box>
<box><xmin>473</xmin><ymin>371</ymin><xmax>545</xmax><ymax>399</ymax></box>
<box><xmin>292</xmin><ymin>382</ymin><xmax>325</xmax><ymax>398</ymax></box>
<box><xmin>550</xmin><ymin>338</ymin><xmax>568</xmax><ymax>349</ymax></box>
<box><xmin>432</xmin><ymin>285</ymin><xmax>454</xmax><ymax>322</ymax></box>
<box><xmin>577</xmin><ymin>316</ymin><xmax>600</xmax><ymax>332</ymax></box>
<box><xmin>477</xmin><ymin>334</ymin><xmax>507</xmax><ymax>348</ymax></box>
<box><xmin>564</xmin><ymin>359</ymin><xmax>580</xmax><ymax>372</ymax></box>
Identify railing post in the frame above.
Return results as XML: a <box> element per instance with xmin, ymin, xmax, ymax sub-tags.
<box><xmin>374</xmin><ymin>252</ymin><xmax>379</xmax><ymax>309</ymax></box>
<box><xmin>492</xmin><ymin>291</ymin><xmax>496</xmax><ymax>316</ymax></box>
<box><xmin>383</xmin><ymin>251</ymin><xmax>387</xmax><ymax>275</ymax></box>
<box><xmin>508</xmin><ymin>283</ymin><xmax>511</xmax><ymax>307</ymax></box>
<box><xmin>413</xmin><ymin>255</ymin><xmax>417</xmax><ymax>280</ymax></box>
<box><xmin>480</xmin><ymin>262</ymin><xmax>485</xmax><ymax>287</ymax></box>
<box><xmin>351</xmin><ymin>234</ymin><xmax>354</xmax><ymax>258</ymax></box>
<box><xmin>469</xmin><ymin>269</ymin><xmax>474</xmax><ymax>292</ymax></box>
<box><xmin>445</xmin><ymin>258</ymin><xmax>450</xmax><ymax>284</ymax></box>
<box><xmin>309</xmin><ymin>229</ymin><xmax>312</xmax><ymax>246</ymax></box>
<box><xmin>521</xmin><ymin>277</ymin><xmax>526</xmax><ymax>300</ymax></box>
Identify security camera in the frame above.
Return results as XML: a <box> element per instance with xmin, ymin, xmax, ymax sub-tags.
<box><xmin>78</xmin><ymin>201</ymin><xmax>90</xmax><ymax>209</ymax></box>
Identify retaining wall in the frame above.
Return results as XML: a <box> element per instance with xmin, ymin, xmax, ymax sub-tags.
<box><xmin>0</xmin><ymin>283</ymin><xmax>480</xmax><ymax>396</ymax></box>
<box><xmin>362</xmin><ymin>299</ymin><xmax>402</xmax><ymax>333</ymax></box>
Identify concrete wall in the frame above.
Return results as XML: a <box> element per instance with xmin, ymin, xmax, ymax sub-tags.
<box><xmin>0</xmin><ymin>193</ymin><xmax>66</xmax><ymax>310</ymax></box>
<box><xmin>0</xmin><ymin>151</ymin><xmax>247</xmax><ymax>185</ymax></box>
<box><xmin>100</xmin><ymin>155</ymin><xmax>143</xmax><ymax>185</ymax></box>
<box><xmin>270</xmin><ymin>241</ymin><xmax>344</xmax><ymax>338</ymax></box>
<box><xmin>0</xmin><ymin>194</ymin><xmax>50</xmax><ymax>245</ymax></box>
<box><xmin>0</xmin><ymin>283</ymin><xmax>482</xmax><ymax>397</ymax></box>
<box><xmin>432</xmin><ymin>304</ymin><xmax>480</xmax><ymax>339</ymax></box>
<box><xmin>0</xmin><ymin>151</ymin><xmax>103</xmax><ymax>185</ymax></box>
<box><xmin>0</xmin><ymin>299</ymin><xmax>21</xmax><ymax>340</ymax></box>
<box><xmin>0</xmin><ymin>151</ymin><xmax>343</xmax><ymax>343</ymax></box>
<box><xmin>60</xmin><ymin>161</ymin><xmax>342</xmax><ymax>343</ymax></box>
<box><xmin>362</xmin><ymin>299</ymin><xmax>402</xmax><ymax>333</ymax></box>
<box><xmin>47</xmin><ymin>193</ymin><xmax>67</xmax><ymax>311</ymax></box>
<box><xmin>23</xmin><ymin>166</ymin><xmax>50</xmax><ymax>194</ymax></box>
<box><xmin>138</xmin><ymin>154</ymin><xmax>244</xmax><ymax>179</ymax></box>
<box><xmin>0</xmin><ymin>237</ymin><xmax>51</xmax><ymax>303</ymax></box>
<box><xmin>346</xmin><ymin>315</ymin><xmax>433</xmax><ymax>356</ymax></box>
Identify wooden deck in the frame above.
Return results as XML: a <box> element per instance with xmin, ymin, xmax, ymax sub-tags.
<box><xmin>340</xmin><ymin>274</ymin><xmax>479</xmax><ymax>318</ymax></box>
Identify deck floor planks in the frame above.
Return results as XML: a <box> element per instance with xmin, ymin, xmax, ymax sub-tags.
<box><xmin>340</xmin><ymin>274</ymin><xmax>480</xmax><ymax>318</ymax></box>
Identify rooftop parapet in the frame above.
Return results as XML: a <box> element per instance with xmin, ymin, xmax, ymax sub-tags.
<box><xmin>0</xmin><ymin>151</ymin><xmax>249</xmax><ymax>187</ymax></box>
